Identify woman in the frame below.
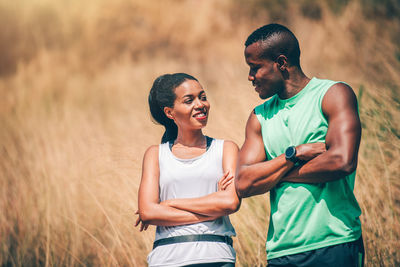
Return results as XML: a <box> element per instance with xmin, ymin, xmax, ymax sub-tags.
<box><xmin>137</xmin><ymin>73</ymin><xmax>240</xmax><ymax>267</ymax></box>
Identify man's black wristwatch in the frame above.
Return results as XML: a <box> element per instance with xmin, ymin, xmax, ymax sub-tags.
<box><xmin>285</xmin><ymin>146</ymin><xmax>298</xmax><ymax>163</ymax></box>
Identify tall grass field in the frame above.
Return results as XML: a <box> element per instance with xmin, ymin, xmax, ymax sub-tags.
<box><xmin>1</xmin><ymin>0</ymin><xmax>399</xmax><ymax>266</ymax></box>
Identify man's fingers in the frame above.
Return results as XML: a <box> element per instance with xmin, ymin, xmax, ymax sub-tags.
<box><xmin>144</xmin><ymin>224</ymin><xmax>149</xmax><ymax>231</ymax></box>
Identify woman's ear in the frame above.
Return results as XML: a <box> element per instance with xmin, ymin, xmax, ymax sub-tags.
<box><xmin>164</xmin><ymin>107</ymin><xmax>174</xmax><ymax>120</ymax></box>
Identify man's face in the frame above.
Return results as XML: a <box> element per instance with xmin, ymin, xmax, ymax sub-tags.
<box><xmin>244</xmin><ymin>42</ymin><xmax>284</xmax><ymax>99</ymax></box>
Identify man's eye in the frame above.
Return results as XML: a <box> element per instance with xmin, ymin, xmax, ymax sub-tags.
<box><xmin>184</xmin><ymin>99</ymin><xmax>193</xmax><ymax>104</ymax></box>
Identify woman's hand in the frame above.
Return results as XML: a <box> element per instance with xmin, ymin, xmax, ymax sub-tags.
<box><xmin>295</xmin><ymin>143</ymin><xmax>326</xmax><ymax>162</ymax></box>
<box><xmin>218</xmin><ymin>171</ymin><xmax>234</xmax><ymax>191</ymax></box>
<box><xmin>135</xmin><ymin>210</ymin><xmax>149</xmax><ymax>232</ymax></box>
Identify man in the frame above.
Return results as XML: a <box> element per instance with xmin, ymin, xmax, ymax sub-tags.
<box><xmin>235</xmin><ymin>23</ymin><xmax>364</xmax><ymax>266</ymax></box>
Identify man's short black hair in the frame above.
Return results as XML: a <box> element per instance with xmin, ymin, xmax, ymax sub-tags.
<box><xmin>245</xmin><ymin>24</ymin><xmax>301</xmax><ymax>67</ymax></box>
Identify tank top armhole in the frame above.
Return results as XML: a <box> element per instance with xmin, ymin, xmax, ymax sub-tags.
<box><xmin>158</xmin><ymin>142</ymin><xmax>168</xmax><ymax>165</ymax></box>
<box><xmin>254</xmin><ymin>103</ymin><xmax>265</xmax><ymax>125</ymax></box>
<box><xmin>318</xmin><ymin>80</ymin><xmax>342</xmax><ymax>124</ymax></box>
<box><xmin>212</xmin><ymin>138</ymin><xmax>223</xmax><ymax>153</ymax></box>
<box><xmin>217</xmin><ymin>139</ymin><xmax>225</xmax><ymax>170</ymax></box>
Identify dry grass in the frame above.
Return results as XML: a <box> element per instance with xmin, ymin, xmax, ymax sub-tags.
<box><xmin>0</xmin><ymin>0</ymin><xmax>399</xmax><ymax>266</ymax></box>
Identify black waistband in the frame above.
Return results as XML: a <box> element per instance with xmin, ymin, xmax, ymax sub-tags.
<box><xmin>153</xmin><ymin>234</ymin><xmax>233</xmax><ymax>249</ymax></box>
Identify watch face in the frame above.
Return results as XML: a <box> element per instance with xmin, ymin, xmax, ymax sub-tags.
<box><xmin>285</xmin><ymin>146</ymin><xmax>295</xmax><ymax>158</ymax></box>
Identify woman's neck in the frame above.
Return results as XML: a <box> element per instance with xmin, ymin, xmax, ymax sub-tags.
<box><xmin>174</xmin><ymin>129</ymin><xmax>205</xmax><ymax>148</ymax></box>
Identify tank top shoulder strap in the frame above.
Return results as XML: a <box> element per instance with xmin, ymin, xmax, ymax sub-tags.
<box><xmin>158</xmin><ymin>142</ymin><xmax>170</xmax><ymax>163</ymax></box>
<box><xmin>210</xmin><ymin>138</ymin><xmax>224</xmax><ymax>161</ymax></box>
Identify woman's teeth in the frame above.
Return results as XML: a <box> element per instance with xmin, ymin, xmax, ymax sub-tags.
<box><xmin>194</xmin><ymin>113</ymin><xmax>206</xmax><ymax>117</ymax></box>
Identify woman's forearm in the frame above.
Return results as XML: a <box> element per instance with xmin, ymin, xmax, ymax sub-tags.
<box><xmin>139</xmin><ymin>203</ymin><xmax>217</xmax><ymax>226</ymax></box>
<box><xmin>162</xmin><ymin>189</ymin><xmax>240</xmax><ymax>217</ymax></box>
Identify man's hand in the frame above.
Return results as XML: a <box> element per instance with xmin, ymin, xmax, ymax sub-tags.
<box><xmin>296</xmin><ymin>143</ymin><xmax>326</xmax><ymax>161</ymax></box>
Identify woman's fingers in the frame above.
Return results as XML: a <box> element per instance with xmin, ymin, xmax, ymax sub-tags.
<box><xmin>134</xmin><ymin>209</ymin><xmax>146</xmax><ymax>229</ymax></box>
<box><xmin>140</xmin><ymin>221</ymin><xmax>150</xmax><ymax>232</ymax></box>
<box><xmin>135</xmin><ymin>216</ymin><xmax>141</xmax><ymax>227</ymax></box>
<box><xmin>218</xmin><ymin>171</ymin><xmax>230</xmax><ymax>191</ymax></box>
<box><xmin>135</xmin><ymin>210</ymin><xmax>141</xmax><ymax>227</ymax></box>
<box><xmin>221</xmin><ymin>175</ymin><xmax>234</xmax><ymax>190</ymax></box>
<box><xmin>220</xmin><ymin>171</ymin><xmax>230</xmax><ymax>182</ymax></box>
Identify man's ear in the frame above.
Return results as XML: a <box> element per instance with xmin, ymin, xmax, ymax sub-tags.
<box><xmin>164</xmin><ymin>107</ymin><xmax>174</xmax><ymax>120</ymax></box>
<box><xmin>276</xmin><ymin>55</ymin><xmax>288</xmax><ymax>71</ymax></box>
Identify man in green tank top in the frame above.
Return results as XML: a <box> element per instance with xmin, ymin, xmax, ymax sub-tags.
<box><xmin>235</xmin><ymin>24</ymin><xmax>364</xmax><ymax>266</ymax></box>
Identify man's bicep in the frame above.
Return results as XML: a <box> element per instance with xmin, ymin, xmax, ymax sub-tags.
<box><xmin>323</xmin><ymin>83</ymin><xmax>361</xmax><ymax>164</ymax></box>
<box><xmin>239</xmin><ymin>111</ymin><xmax>267</xmax><ymax>165</ymax></box>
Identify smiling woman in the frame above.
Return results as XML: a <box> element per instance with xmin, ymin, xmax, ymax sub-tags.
<box><xmin>136</xmin><ymin>73</ymin><xmax>241</xmax><ymax>267</ymax></box>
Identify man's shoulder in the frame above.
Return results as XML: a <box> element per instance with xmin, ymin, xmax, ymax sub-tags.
<box><xmin>306</xmin><ymin>77</ymin><xmax>350</xmax><ymax>99</ymax></box>
<box><xmin>313</xmin><ymin>77</ymin><xmax>351</xmax><ymax>90</ymax></box>
<box><xmin>254</xmin><ymin>95</ymin><xmax>278</xmax><ymax>115</ymax></box>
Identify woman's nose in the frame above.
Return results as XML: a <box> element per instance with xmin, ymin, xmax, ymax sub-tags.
<box><xmin>194</xmin><ymin>98</ymin><xmax>205</xmax><ymax>108</ymax></box>
<box><xmin>248</xmin><ymin>73</ymin><xmax>255</xmax><ymax>81</ymax></box>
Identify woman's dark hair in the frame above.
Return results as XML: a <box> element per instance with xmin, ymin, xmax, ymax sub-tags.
<box><xmin>148</xmin><ymin>73</ymin><xmax>198</xmax><ymax>143</ymax></box>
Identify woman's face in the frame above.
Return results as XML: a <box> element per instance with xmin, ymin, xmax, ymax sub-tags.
<box><xmin>164</xmin><ymin>79</ymin><xmax>210</xmax><ymax>131</ymax></box>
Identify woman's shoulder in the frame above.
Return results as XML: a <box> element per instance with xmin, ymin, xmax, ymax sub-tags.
<box><xmin>143</xmin><ymin>144</ymin><xmax>160</xmax><ymax>159</ymax></box>
<box><xmin>210</xmin><ymin>138</ymin><xmax>238</xmax><ymax>150</ymax></box>
<box><xmin>222</xmin><ymin>140</ymin><xmax>239</xmax><ymax>151</ymax></box>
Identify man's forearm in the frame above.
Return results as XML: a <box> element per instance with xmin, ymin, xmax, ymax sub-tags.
<box><xmin>282</xmin><ymin>149</ymin><xmax>356</xmax><ymax>183</ymax></box>
<box><xmin>236</xmin><ymin>154</ymin><xmax>294</xmax><ymax>198</ymax></box>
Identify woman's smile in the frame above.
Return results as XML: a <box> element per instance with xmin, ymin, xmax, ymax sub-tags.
<box><xmin>193</xmin><ymin>110</ymin><xmax>207</xmax><ymax>121</ymax></box>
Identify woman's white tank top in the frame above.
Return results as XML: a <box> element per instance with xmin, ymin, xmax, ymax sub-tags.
<box><xmin>147</xmin><ymin>138</ymin><xmax>236</xmax><ymax>267</ymax></box>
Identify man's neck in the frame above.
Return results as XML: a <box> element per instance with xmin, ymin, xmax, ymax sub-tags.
<box><xmin>278</xmin><ymin>68</ymin><xmax>310</xmax><ymax>100</ymax></box>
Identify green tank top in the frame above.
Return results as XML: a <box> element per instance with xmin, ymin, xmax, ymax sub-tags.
<box><xmin>254</xmin><ymin>77</ymin><xmax>362</xmax><ymax>259</ymax></box>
